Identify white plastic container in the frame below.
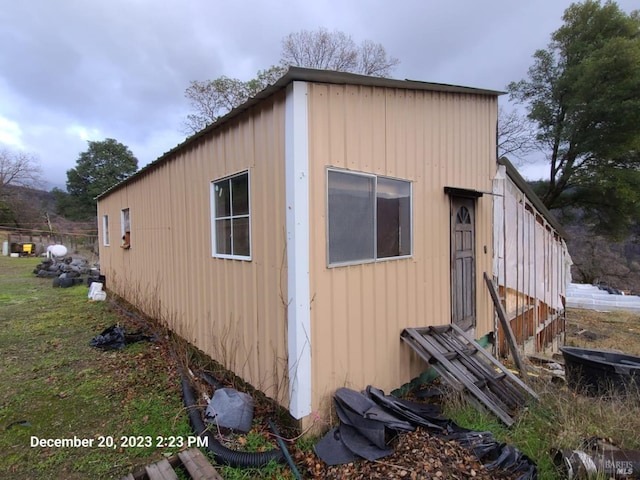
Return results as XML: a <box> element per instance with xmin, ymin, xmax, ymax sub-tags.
<box><xmin>88</xmin><ymin>282</ymin><xmax>103</xmax><ymax>300</ymax></box>
<box><xmin>92</xmin><ymin>291</ymin><xmax>107</xmax><ymax>301</ymax></box>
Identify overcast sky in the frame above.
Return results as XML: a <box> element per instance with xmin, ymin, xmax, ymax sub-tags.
<box><xmin>1</xmin><ymin>0</ymin><xmax>637</xmax><ymax>190</ymax></box>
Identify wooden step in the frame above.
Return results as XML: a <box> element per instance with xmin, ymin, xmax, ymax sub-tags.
<box><xmin>119</xmin><ymin>448</ymin><xmax>222</xmax><ymax>480</ymax></box>
<box><xmin>146</xmin><ymin>459</ymin><xmax>178</xmax><ymax>480</ymax></box>
<box><xmin>179</xmin><ymin>448</ymin><xmax>224</xmax><ymax>480</ymax></box>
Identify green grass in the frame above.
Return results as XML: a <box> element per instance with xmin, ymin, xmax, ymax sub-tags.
<box><xmin>0</xmin><ymin>255</ymin><xmax>191</xmax><ymax>479</ymax></box>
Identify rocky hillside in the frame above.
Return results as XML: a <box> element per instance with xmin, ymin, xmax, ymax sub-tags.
<box><xmin>564</xmin><ymin>223</ymin><xmax>640</xmax><ymax>295</ymax></box>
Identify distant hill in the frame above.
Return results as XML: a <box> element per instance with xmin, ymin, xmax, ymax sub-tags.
<box><xmin>0</xmin><ymin>185</ymin><xmax>96</xmax><ymax>235</ymax></box>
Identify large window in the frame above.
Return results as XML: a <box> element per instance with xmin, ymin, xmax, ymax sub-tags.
<box><xmin>212</xmin><ymin>171</ymin><xmax>251</xmax><ymax>259</ymax></box>
<box><xmin>327</xmin><ymin>169</ymin><xmax>411</xmax><ymax>266</ymax></box>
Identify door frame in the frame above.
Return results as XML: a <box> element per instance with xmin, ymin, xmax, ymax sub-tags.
<box><xmin>445</xmin><ymin>188</ymin><xmax>483</xmax><ymax>331</ymax></box>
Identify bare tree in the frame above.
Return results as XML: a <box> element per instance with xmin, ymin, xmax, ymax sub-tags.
<box><xmin>0</xmin><ymin>147</ymin><xmax>42</xmax><ymax>199</ymax></box>
<box><xmin>183</xmin><ymin>29</ymin><xmax>400</xmax><ymax>135</ymax></box>
<box><xmin>358</xmin><ymin>39</ymin><xmax>400</xmax><ymax>76</ymax></box>
<box><xmin>281</xmin><ymin>28</ymin><xmax>399</xmax><ymax>77</ymax></box>
<box><xmin>183</xmin><ymin>66</ymin><xmax>287</xmax><ymax>135</ymax></box>
<box><xmin>497</xmin><ymin>107</ymin><xmax>539</xmax><ymax>160</ymax></box>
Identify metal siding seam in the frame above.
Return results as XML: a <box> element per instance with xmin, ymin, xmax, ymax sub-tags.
<box><xmin>285</xmin><ymin>81</ymin><xmax>312</xmax><ymax>419</ymax></box>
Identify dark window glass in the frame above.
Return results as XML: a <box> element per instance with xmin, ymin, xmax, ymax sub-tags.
<box><xmin>328</xmin><ymin>170</ymin><xmax>411</xmax><ymax>266</ymax></box>
<box><xmin>231</xmin><ymin>173</ymin><xmax>249</xmax><ymax>216</ymax></box>
<box><xmin>377</xmin><ymin>177</ymin><xmax>411</xmax><ymax>258</ymax></box>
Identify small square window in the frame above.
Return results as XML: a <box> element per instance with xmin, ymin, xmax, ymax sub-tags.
<box><xmin>211</xmin><ymin>172</ymin><xmax>251</xmax><ymax>260</ymax></box>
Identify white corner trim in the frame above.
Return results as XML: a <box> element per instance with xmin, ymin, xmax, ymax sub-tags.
<box><xmin>285</xmin><ymin>81</ymin><xmax>312</xmax><ymax>419</ymax></box>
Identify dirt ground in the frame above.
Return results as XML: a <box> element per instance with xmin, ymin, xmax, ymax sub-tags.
<box><xmin>564</xmin><ymin>308</ymin><xmax>640</xmax><ymax>356</ymax></box>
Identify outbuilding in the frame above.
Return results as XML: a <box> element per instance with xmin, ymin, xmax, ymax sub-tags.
<box><xmin>97</xmin><ymin>67</ymin><xmax>565</xmax><ymax>429</ymax></box>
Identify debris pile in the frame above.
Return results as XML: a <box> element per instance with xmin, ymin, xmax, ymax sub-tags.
<box><xmin>33</xmin><ymin>256</ymin><xmax>102</xmax><ymax>288</ymax></box>
<box><xmin>553</xmin><ymin>437</ymin><xmax>640</xmax><ymax>479</ymax></box>
<box><xmin>314</xmin><ymin>386</ymin><xmax>537</xmax><ymax>480</ymax></box>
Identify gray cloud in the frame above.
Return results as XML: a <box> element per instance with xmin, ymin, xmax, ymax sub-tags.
<box><xmin>0</xmin><ymin>0</ymin><xmax>637</xmax><ymax>189</ymax></box>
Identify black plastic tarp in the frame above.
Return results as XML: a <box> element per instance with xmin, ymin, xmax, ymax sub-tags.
<box><xmin>89</xmin><ymin>325</ymin><xmax>153</xmax><ymax>350</ymax></box>
<box><xmin>314</xmin><ymin>386</ymin><xmax>537</xmax><ymax>479</ymax></box>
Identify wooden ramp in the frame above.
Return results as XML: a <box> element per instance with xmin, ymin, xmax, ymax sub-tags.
<box><xmin>119</xmin><ymin>448</ymin><xmax>223</xmax><ymax>480</ymax></box>
<box><xmin>401</xmin><ymin>323</ymin><xmax>538</xmax><ymax>426</ymax></box>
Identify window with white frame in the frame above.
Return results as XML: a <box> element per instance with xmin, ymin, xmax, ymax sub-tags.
<box><xmin>102</xmin><ymin>215</ymin><xmax>110</xmax><ymax>246</ymax></box>
<box><xmin>327</xmin><ymin>169</ymin><xmax>411</xmax><ymax>266</ymax></box>
<box><xmin>121</xmin><ymin>208</ymin><xmax>131</xmax><ymax>249</ymax></box>
<box><xmin>212</xmin><ymin>171</ymin><xmax>251</xmax><ymax>259</ymax></box>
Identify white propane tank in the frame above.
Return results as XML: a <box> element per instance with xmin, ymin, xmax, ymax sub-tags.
<box><xmin>47</xmin><ymin>244</ymin><xmax>68</xmax><ymax>258</ymax></box>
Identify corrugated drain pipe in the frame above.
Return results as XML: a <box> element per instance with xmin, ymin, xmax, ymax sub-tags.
<box><xmin>180</xmin><ymin>371</ymin><xmax>285</xmax><ymax>468</ymax></box>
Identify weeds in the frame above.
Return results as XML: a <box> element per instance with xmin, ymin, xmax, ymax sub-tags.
<box><xmin>443</xmin><ymin>371</ymin><xmax>640</xmax><ymax>480</ymax></box>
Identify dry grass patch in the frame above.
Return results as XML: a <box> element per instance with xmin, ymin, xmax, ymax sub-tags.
<box><xmin>443</xmin><ymin>308</ymin><xmax>640</xmax><ymax>479</ymax></box>
<box><xmin>565</xmin><ymin>308</ymin><xmax>640</xmax><ymax>355</ymax></box>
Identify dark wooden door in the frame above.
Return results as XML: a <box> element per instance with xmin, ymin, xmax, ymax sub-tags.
<box><xmin>451</xmin><ymin>197</ymin><xmax>476</xmax><ymax>331</ymax></box>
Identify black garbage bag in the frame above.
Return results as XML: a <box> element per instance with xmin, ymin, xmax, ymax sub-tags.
<box><xmin>89</xmin><ymin>325</ymin><xmax>153</xmax><ymax>351</ymax></box>
<box><xmin>89</xmin><ymin>325</ymin><xmax>126</xmax><ymax>350</ymax></box>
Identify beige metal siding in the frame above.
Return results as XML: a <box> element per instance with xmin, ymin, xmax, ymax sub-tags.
<box><xmin>306</xmin><ymin>84</ymin><xmax>497</xmax><ymax>413</ymax></box>
<box><xmin>97</xmin><ymin>93</ymin><xmax>290</xmax><ymax>404</ymax></box>
<box><xmin>97</xmin><ymin>78</ymin><xmax>499</xmax><ymax>427</ymax></box>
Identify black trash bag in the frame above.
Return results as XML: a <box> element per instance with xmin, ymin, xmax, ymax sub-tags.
<box><xmin>90</xmin><ymin>325</ymin><xmax>126</xmax><ymax>350</ymax></box>
<box><xmin>89</xmin><ymin>325</ymin><xmax>154</xmax><ymax>351</ymax></box>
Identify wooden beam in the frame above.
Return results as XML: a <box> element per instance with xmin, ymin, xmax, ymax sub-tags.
<box><xmin>178</xmin><ymin>448</ymin><xmax>224</xmax><ymax>480</ymax></box>
<box><xmin>484</xmin><ymin>272</ymin><xmax>528</xmax><ymax>376</ymax></box>
<box><xmin>145</xmin><ymin>459</ymin><xmax>178</xmax><ymax>480</ymax></box>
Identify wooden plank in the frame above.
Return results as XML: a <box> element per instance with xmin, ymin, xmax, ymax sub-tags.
<box><xmin>430</xmin><ymin>325</ymin><xmax>529</xmax><ymax>406</ymax></box>
<box><xmin>439</xmin><ymin>323</ymin><xmax>538</xmax><ymax>401</ymax></box>
<box><xmin>449</xmin><ymin>323</ymin><xmax>539</xmax><ymax>400</ymax></box>
<box><xmin>402</xmin><ymin>328</ymin><xmax>516</xmax><ymax>426</ymax></box>
<box><xmin>432</xmin><ymin>330</ymin><xmax>521</xmax><ymax>413</ymax></box>
<box><xmin>145</xmin><ymin>459</ymin><xmax>178</xmax><ymax>480</ymax></box>
<box><xmin>402</xmin><ymin>322</ymin><xmax>540</xmax><ymax>426</ymax></box>
<box><xmin>401</xmin><ymin>329</ymin><xmax>466</xmax><ymax>391</ymax></box>
<box><xmin>179</xmin><ymin>448</ymin><xmax>224</xmax><ymax>480</ymax></box>
<box><xmin>484</xmin><ymin>272</ymin><xmax>528</xmax><ymax>376</ymax></box>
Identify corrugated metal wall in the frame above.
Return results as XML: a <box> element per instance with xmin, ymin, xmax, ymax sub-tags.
<box><xmin>97</xmin><ymin>80</ymin><xmax>499</xmax><ymax>425</ymax></box>
<box><xmin>306</xmin><ymin>83</ymin><xmax>498</xmax><ymax>411</ymax></box>
<box><xmin>97</xmin><ymin>93</ymin><xmax>291</xmax><ymax>404</ymax></box>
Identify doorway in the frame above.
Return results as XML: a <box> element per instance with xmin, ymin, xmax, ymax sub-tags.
<box><xmin>450</xmin><ymin>196</ymin><xmax>476</xmax><ymax>331</ymax></box>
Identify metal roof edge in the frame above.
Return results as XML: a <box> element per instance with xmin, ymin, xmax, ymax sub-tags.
<box><xmin>282</xmin><ymin>66</ymin><xmax>506</xmax><ymax>96</ymax></box>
